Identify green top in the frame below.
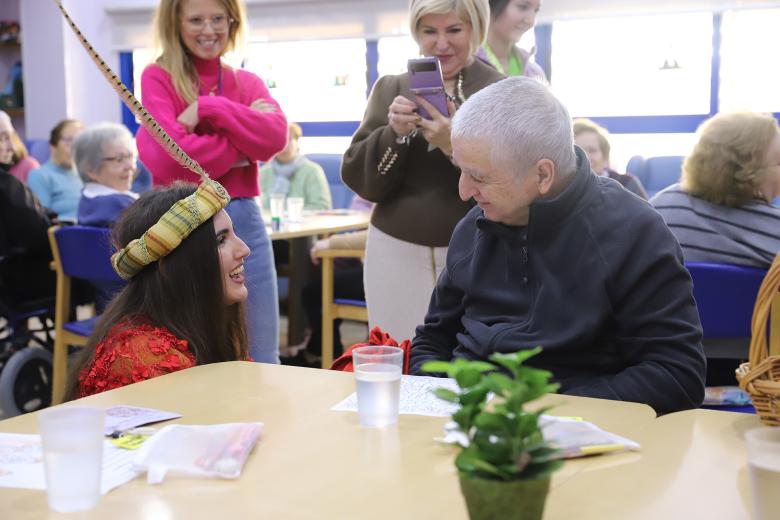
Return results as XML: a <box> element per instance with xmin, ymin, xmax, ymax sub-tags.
<box><xmin>259</xmin><ymin>157</ymin><xmax>332</xmax><ymax>211</ymax></box>
<box><xmin>483</xmin><ymin>44</ymin><xmax>524</xmax><ymax>76</ymax></box>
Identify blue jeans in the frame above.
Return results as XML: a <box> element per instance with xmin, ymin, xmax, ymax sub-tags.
<box><xmin>226</xmin><ymin>198</ymin><xmax>280</xmax><ymax>363</ymax></box>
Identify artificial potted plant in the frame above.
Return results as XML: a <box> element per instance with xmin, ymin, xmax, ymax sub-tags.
<box><xmin>423</xmin><ymin>347</ymin><xmax>562</xmax><ymax>520</ymax></box>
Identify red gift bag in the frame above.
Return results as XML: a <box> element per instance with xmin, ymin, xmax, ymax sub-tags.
<box><xmin>331</xmin><ymin>326</ymin><xmax>412</xmax><ymax>374</ymax></box>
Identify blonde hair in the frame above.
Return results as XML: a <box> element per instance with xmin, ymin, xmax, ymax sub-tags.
<box><xmin>409</xmin><ymin>0</ymin><xmax>489</xmax><ymax>56</ymax></box>
<box><xmin>573</xmin><ymin>118</ymin><xmax>611</xmax><ymax>163</ymax></box>
<box><xmin>153</xmin><ymin>0</ymin><xmax>246</xmax><ymax>104</ymax></box>
<box><xmin>681</xmin><ymin>112</ymin><xmax>779</xmax><ymax>206</ymax></box>
<box><xmin>288</xmin><ymin>122</ymin><xmax>302</xmax><ymax>140</ymax></box>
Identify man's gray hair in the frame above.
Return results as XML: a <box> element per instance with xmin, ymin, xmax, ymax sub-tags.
<box><xmin>452</xmin><ymin>76</ymin><xmax>577</xmax><ymax>177</ymax></box>
<box><xmin>72</xmin><ymin>122</ymin><xmax>134</xmax><ymax>182</ymax></box>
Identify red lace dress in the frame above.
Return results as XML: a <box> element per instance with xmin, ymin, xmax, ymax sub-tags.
<box><xmin>78</xmin><ymin>320</ymin><xmax>196</xmax><ymax>397</ymax></box>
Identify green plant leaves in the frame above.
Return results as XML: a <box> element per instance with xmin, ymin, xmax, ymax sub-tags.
<box><xmin>433</xmin><ymin>388</ymin><xmax>460</xmax><ymax>403</ymax></box>
<box><xmin>425</xmin><ymin>346</ymin><xmax>562</xmax><ymax>482</ymax></box>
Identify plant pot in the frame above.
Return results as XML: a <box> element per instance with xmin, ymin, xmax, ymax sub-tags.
<box><xmin>458</xmin><ymin>473</ymin><xmax>551</xmax><ymax>520</ymax></box>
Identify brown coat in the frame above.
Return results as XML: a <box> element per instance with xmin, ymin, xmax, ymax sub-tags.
<box><xmin>341</xmin><ymin>59</ymin><xmax>504</xmax><ymax>247</ymax></box>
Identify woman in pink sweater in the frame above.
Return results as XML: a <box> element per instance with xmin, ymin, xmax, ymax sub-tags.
<box><xmin>137</xmin><ymin>0</ymin><xmax>288</xmax><ymax>363</ymax></box>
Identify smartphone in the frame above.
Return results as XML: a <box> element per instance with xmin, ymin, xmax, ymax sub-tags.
<box><xmin>408</xmin><ymin>57</ymin><xmax>448</xmax><ymax>120</ymax></box>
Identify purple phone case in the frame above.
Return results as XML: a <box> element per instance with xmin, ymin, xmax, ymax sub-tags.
<box><xmin>408</xmin><ymin>57</ymin><xmax>448</xmax><ymax>119</ymax></box>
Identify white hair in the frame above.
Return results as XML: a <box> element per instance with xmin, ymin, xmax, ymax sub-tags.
<box><xmin>0</xmin><ymin>110</ymin><xmax>11</xmax><ymax>127</ymax></box>
<box><xmin>72</xmin><ymin>122</ymin><xmax>135</xmax><ymax>182</ymax></box>
<box><xmin>452</xmin><ymin>76</ymin><xmax>577</xmax><ymax>177</ymax></box>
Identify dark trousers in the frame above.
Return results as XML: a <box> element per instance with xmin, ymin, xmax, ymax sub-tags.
<box><xmin>302</xmin><ymin>263</ymin><xmax>365</xmax><ymax>358</ymax></box>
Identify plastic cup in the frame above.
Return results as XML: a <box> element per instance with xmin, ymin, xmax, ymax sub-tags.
<box><xmin>287</xmin><ymin>197</ymin><xmax>304</xmax><ymax>222</ymax></box>
<box><xmin>38</xmin><ymin>406</ymin><xmax>105</xmax><ymax>512</ymax></box>
<box><xmin>269</xmin><ymin>194</ymin><xmax>285</xmax><ymax>231</ymax></box>
<box><xmin>353</xmin><ymin>346</ymin><xmax>403</xmax><ymax>428</ymax></box>
<box><xmin>745</xmin><ymin>427</ymin><xmax>780</xmax><ymax>520</ymax></box>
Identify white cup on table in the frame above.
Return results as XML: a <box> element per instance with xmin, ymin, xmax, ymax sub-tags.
<box><xmin>353</xmin><ymin>346</ymin><xmax>403</xmax><ymax>428</ymax></box>
<box><xmin>38</xmin><ymin>406</ymin><xmax>105</xmax><ymax>512</ymax></box>
<box><xmin>745</xmin><ymin>427</ymin><xmax>780</xmax><ymax>520</ymax></box>
<box><xmin>269</xmin><ymin>193</ymin><xmax>285</xmax><ymax>230</ymax></box>
<box><xmin>286</xmin><ymin>196</ymin><xmax>304</xmax><ymax>222</ymax></box>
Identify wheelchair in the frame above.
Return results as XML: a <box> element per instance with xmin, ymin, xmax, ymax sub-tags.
<box><xmin>0</xmin><ymin>256</ymin><xmax>56</xmax><ymax>417</ymax></box>
<box><xmin>0</xmin><ymin>294</ymin><xmax>55</xmax><ymax>416</ymax></box>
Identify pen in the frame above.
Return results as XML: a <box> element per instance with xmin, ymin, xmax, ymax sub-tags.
<box><xmin>108</xmin><ymin>427</ymin><xmax>157</xmax><ymax>439</ymax></box>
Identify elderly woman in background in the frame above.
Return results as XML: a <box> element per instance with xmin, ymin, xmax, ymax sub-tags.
<box><xmin>651</xmin><ymin>112</ymin><xmax>780</xmax><ymax>268</ymax></box>
<box><xmin>3</xmin><ymin>116</ymin><xmax>40</xmax><ymax>183</ymax></box>
<box><xmin>573</xmin><ymin>118</ymin><xmax>647</xmax><ymax>200</ymax></box>
<box><xmin>477</xmin><ymin>0</ymin><xmax>546</xmax><ymax>79</ymax></box>
<box><xmin>27</xmin><ymin>119</ymin><xmax>84</xmax><ymax>221</ymax></box>
<box><xmin>342</xmin><ymin>0</ymin><xmax>503</xmax><ymax>341</ymax></box>
<box><xmin>74</xmin><ymin>123</ymin><xmax>139</xmax><ymax>228</ymax></box>
<box><xmin>260</xmin><ymin>122</ymin><xmax>332</xmax><ymax>211</ymax></box>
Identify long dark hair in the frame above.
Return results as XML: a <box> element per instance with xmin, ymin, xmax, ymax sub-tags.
<box><xmin>65</xmin><ymin>182</ymin><xmax>248</xmax><ymax>399</ymax></box>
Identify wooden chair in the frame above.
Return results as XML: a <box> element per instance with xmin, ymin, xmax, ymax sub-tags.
<box><xmin>47</xmin><ymin>225</ymin><xmax>122</xmax><ymax>403</ymax></box>
<box><xmin>315</xmin><ymin>248</ymin><xmax>367</xmax><ymax>368</ymax></box>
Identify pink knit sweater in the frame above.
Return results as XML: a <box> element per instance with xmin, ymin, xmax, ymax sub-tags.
<box><xmin>136</xmin><ymin>56</ymin><xmax>288</xmax><ymax>198</ymax></box>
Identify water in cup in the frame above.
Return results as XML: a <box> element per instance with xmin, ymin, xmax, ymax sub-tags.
<box><xmin>355</xmin><ymin>363</ymin><xmax>402</xmax><ymax>427</ymax></box>
<box><xmin>269</xmin><ymin>194</ymin><xmax>285</xmax><ymax>220</ymax></box>
<box><xmin>745</xmin><ymin>427</ymin><xmax>780</xmax><ymax>520</ymax></box>
<box><xmin>39</xmin><ymin>406</ymin><xmax>105</xmax><ymax>513</ymax></box>
<box><xmin>43</xmin><ymin>438</ymin><xmax>103</xmax><ymax>512</ymax></box>
<box><xmin>749</xmin><ymin>454</ymin><xmax>780</xmax><ymax>520</ymax></box>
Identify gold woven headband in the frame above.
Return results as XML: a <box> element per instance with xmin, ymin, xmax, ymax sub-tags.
<box><xmin>55</xmin><ymin>0</ymin><xmax>230</xmax><ymax>280</ymax></box>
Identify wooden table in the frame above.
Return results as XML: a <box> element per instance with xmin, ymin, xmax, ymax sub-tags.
<box><xmin>0</xmin><ymin>362</ymin><xmax>760</xmax><ymax>519</ymax></box>
<box><xmin>266</xmin><ymin>210</ymin><xmax>369</xmax><ymax>347</ymax></box>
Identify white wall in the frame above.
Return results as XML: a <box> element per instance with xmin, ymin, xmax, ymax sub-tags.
<box><xmin>17</xmin><ymin>0</ymin><xmax>780</xmax><ymax>141</ymax></box>
<box><xmin>21</xmin><ymin>0</ymin><xmax>120</xmax><ymax>140</ymax></box>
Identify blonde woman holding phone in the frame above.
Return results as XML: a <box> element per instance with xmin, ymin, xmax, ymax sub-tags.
<box><xmin>342</xmin><ymin>0</ymin><xmax>503</xmax><ymax>341</ymax></box>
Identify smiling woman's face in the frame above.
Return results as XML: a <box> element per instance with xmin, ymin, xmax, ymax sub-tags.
<box><xmin>179</xmin><ymin>0</ymin><xmax>230</xmax><ymax>60</ymax></box>
<box><xmin>214</xmin><ymin>210</ymin><xmax>251</xmax><ymax>305</ymax></box>
<box><xmin>89</xmin><ymin>138</ymin><xmax>136</xmax><ymax>192</ymax></box>
<box><xmin>417</xmin><ymin>11</ymin><xmax>474</xmax><ymax>81</ymax></box>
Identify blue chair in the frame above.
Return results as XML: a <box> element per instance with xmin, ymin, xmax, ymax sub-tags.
<box><xmin>686</xmin><ymin>262</ymin><xmax>767</xmax><ymax>362</ymax></box>
<box><xmin>625</xmin><ymin>155</ymin><xmax>684</xmax><ymax>198</ymax></box>
<box><xmin>47</xmin><ymin>225</ymin><xmax>124</xmax><ymax>403</ymax></box>
<box><xmin>306</xmin><ymin>153</ymin><xmax>354</xmax><ymax>209</ymax></box>
<box><xmin>132</xmin><ymin>160</ymin><xmax>153</xmax><ymax>194</ymax></box>
<box><xmin>24</xmin><ymin>138</ymin><xmax>50</xmax><ymax>165</ymax></box>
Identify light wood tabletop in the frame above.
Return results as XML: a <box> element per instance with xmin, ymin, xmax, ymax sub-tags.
<box><xmin>0</xmin><ymin>362</ymin><xmax>760</xmax><ymax>519</ymax></box>
<box><xmin>266</xmin><ymin>210</ymin><xmax>369</xmax><ymax>241</ymax></box>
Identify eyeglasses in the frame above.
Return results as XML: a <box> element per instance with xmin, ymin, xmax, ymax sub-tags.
<box><xmin>183</xmin><ymin>14</ymin><xmax>234</xmax><ymax>33</ymax></box>
<box><xmin>102</xmin><ymin>153</ymin><xmax>135</xmax><ymax>165</ymax></box>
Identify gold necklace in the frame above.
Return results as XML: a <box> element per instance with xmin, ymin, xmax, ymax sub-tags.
<box><xmin>445</xmin><ymin>71</ymin><xmax>466</xmax><ymax>107</ymax></box>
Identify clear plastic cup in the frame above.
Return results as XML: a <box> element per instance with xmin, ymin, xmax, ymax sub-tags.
<box><xmin>38</xmin><ymin>406</ymin><xmax>105</xmax><ymax>512</ymax></box>
<box><xmin>745</xmin><ymin>427</ymin><xmax>780</xmax><ymax>520</ymax></box>
<box><xmin>353</xmin><ymin>346</ymin><xmax>403</xmax><ymax>428</ymax></box>
<box><xmin>269</xmin><ymin>194</ymin><xmax>286</xmax><ymax>231</ymax></box>
<box><xmin>287</xmin><ymin>197</ymin><xmax>304</xmax><ymax>222</ymax></box>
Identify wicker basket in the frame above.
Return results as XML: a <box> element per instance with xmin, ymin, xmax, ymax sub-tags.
<box><xmin>736</xmin><ymin>253</ymin><xmax>780</xmax><ymax>426</ymax></box>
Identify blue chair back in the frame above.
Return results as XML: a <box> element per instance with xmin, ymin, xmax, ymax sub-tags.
<box><xmin>625</xmin><ymin>155</ymin><xmax>684</xmax><ymax>198</ymax></box>
<box><xmin>24</xmin><ymin>138</ymin><xmax>50</xmax><ymax>165</ymax></box>
<box><xmin>306</xmin><ymin>153</ymin><xmax>354</xmax><ymax>209</ymax></box>
<box><xmin>686</xmin><ymin>262</ymin><xmax>766</xmax><ymax>338</ymax></box>
<box><xmin>132</xmin><ymin>160</ymin><xmax>153</xmax><ymax>194</ymax></box>
<box><xmin>53</xmin><ymin>226</ymin><xmax>124</xmax><ymax>283</ymax></box>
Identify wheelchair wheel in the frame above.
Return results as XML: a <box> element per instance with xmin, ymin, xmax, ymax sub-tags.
<box><xmin>0</xmin><ymin>346</ymin><xmax>52</xmax><ymax>416</ymax></box>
